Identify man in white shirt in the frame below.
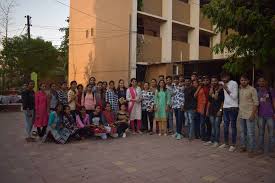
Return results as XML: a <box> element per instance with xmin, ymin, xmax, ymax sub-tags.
<box><xmin>219</xmin><ymin>72</ymin><xmax>239</xmax><ymax>152</ymax></box>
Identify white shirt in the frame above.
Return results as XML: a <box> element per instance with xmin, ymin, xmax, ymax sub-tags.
<box><xmin>223</xmin><ymin>80</ymin><xmax>239</xmax><ymax>108</ymax></box>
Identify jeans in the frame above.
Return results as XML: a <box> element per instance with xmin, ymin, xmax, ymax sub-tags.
<box><xmin>209</xmin><ymin>116</ymin><xmax>222</xmax><ymax>143</ymax></box>
<box><xmin>223</xmin><ymin>107</ymin><xmax>238</xmax><ymax>145</ymax></box>
<box><xmin>141</xmin><ymin>110</ymin><xmax>154</xmax><ymax>131</ymax></box>
<box><xmin>240</xmin><ymin>118</ymin><xmax>256</xmax><ymax>151</ymax></box>
<box><xmin>185</xmin><ymin>110</ymin><xmax>195</xmax><ymax>139</ymax></box>
<box><xmin>23</xmin><ymin>110</ymin><xmax>34</xmax><ymax>138</ymax></box>
<box><xmin>167</xmin><ymin>111</ymin><xmax>173</xmax><ymax>131</ymax></box>
<box><xmin>174</xmin><ymin>108</ymin><xmax>183</xmax><ymax>134</ymax></box>
<box><xmin>195</xmin><ymin>112</ymin><xmax>203</xmax><ymax>138</ymax></box>
<box><xmin>258</xmin><ymin>117</ymin><xmax>274</xmax><ymax>152</ymax></box>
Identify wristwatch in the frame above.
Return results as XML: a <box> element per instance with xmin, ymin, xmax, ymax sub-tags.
<box><xmin>219</xmin><ymin>109</ymin><xmax>223</xmax><ymax>112</ymax></box>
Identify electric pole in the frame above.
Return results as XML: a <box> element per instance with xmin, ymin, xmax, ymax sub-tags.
<box><xmin>25</xmin><ymin>15</ymin><xmax>32</xmax><ymax>40</ymax></box>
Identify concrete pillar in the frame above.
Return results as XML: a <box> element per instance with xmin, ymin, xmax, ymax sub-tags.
<box><xmin>188</xmin><ymin>0</ymin><xmax>199</xmax><ymax>60</ymax></box>
<box><xmin>130</xmin><ymin>0</ymin><xmax>137</xmax><ymax>79</ymax></box>
<box><xmin>160</xmin><ymin>0</ymin><xmax>172</xmax><ymax>63</ymax></box>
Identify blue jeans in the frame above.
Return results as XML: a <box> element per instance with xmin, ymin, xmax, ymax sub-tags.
<box><xmin>223</xmin><ymin>108</ymin><xmax>238</xmax><ymax>145</ymax></box>
<box><xmin>258</xmin><ymin>117</ymin><xmax>274</xmax><ymax>152</ymax></box>
<box><xmin>209</xmin><ymin>115</ymin><xmax>222</xmax><ymax>143</ymax></box>
<box><xmin>23</xmin><ymin>110</ymin><xmax>34</xmax><ymax>138</ymax></box>
<box><xmin>167</xmin><ymin>111</ymin><xmax>173</xmax><ymax>131</ymax></box>
<box><xmin>240</xmin><ymin>118</ymin><xmax>256</xmax><ymax>151</ymax></box>
<box><xmin>174</xmin><ymin>108</ymin><xmax>183</xmax><ymax>134</ymax></box>
<box><xmin>185</xmin><ymin>110</ymin><xmax>195</xmax><ymax>139</ymax></box>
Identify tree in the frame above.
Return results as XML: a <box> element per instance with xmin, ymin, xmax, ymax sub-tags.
<box><xmin>202</xmin><ymin>0</ymin><xmax>275</xmax><ymax>74</ymax></box>
<box><xmin>0</xmin><ymin>35</ymin><xmax>59</xmax><ymax>88</ymax></box>
<box><xmin>58</xmin><ymin>18</ymin><xmax>69</xmax><ymax>80</ymax></box>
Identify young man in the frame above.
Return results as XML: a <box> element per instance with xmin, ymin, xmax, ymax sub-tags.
<box><xmin>184</xmin><ymin>78</ymin><xmax>197</xmax><ymax>140</ymax></box>
<box><xmin>22</xmin><ymin>80</ymin><xmax>35</xmax><ymax>142</ymax></box>
<box><xmin>166</xmin><ymin>76</ymin><xmax>174</xmax><ymax>134</ymax></box>
<box><xmin>191</xmin><ymin>72</ymin><xmax>198</xmax><ymax>82</ymax></box>
<box><xmin>205</xmin><ymin>76</ymin><xmax>224</xmax><ymax>147</ymax></box>
<box><xmin>68</xmin><ymin>81</ymin><xmax>78</xmax><ymax>119</ymax></box>
<box><xmin>159</xmin><ymin>75</ymin><xmax>165</xmax><ymax>81</ymax></box>
<box><xmin>202</xmin><ymin>76</ymin><xmax>211</xmax><ymax>141</ymax></box>
<box><xmin>238</xmin><ymin>75</ymin><xmax>259</xmax><ymax>158</ymax></box>
<box><xmin>57</xmin><ymin>81</ymin><xmax>68</xmax><ymax>106</ymax></box>
<box><xmin>219</xmin><ymin>72</ymin><xmax>239</xmax><ymax>152</ymax></box>
<box><xmin>172</xmin><ymin>75</ymin><xmax>185</xmax><ymax>140</ymax></box>
<box><xmin>256</xmin><ymin>77</ymin><xmax>275</xmax><ymax>157</ymax></box>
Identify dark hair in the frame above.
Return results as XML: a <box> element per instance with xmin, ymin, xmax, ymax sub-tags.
<box><xmin>39</xmin><ymin>83</ymin><xmax>46</xmax><ymax>90</ymax></box>
<box><xmin>184</xmin><ymin>77</ymin><xmax>191</xmax><ymax>80</ymax></box>
<box><xmin>79</xmin><ymin>106</ymin><xmax>86</xmax><ymax>111</ymax></box>
<box><xmin>179</xmin><ymin>74</ymin><xmax>184</xmax><ymax>78</ymax></box>
<box><xmin>158</xmin><ymin>75</ymin><xmax>164</xmax><ymax>78</ymax></box>
<box><xmin>129</xmin><ymin>78</ymin><xmax>137</xmax><ymax>87</ymax></box>
<box><xmin>55</xmin><ymin>103</ymin><xmax>63</xmax><ymax>112</ymax></box>
<box><xmin>151</xmin><ymin>78</ymin><xmax>157</xmax><ymax>82</ymax></box>
<box><xmin>203</xmin><ymin>75</ymin><xmax>209</xmax><ymax>80</ymax></box>
<box><xmin>28</xmin><ymin>80</ymin><xmax>34</xmax><ymax>85</ymax></box>
<box><xmin>102</xmin><ymin>81</ymin><xmax>107</xmax><ymax>85</ymax></box>
<box><xmin>173</xmin><ymin>75</ymin><xmax>179</xmax><ymax>80</ymax></box>
<box><xmin>63</xmin><ymin>105</ymin><xmax>70</xmax><ymax>111</ymax></box>
<box><xmin>119</xmin><ymin>102</ymin><xmax>127</xmax><ymax>109</ymax></box>
<box><xmin>211</xmin><ymin>75</ymin><xmax>219</xmax><ymax>80</ymax></box>
<box><xmin>60</xmin><ymin>81</ymin><xmax>67</xmax><ymax>86</ymax></box>
<box><xmin>77</xmin><ymin>84</ymin><xmax>84</xmax><ymax>90</ymax></box>
<box><xmin>157</xmin><ymin>80</ymin><xmax>166</xmax><ymax>92</ymax></box>
<box><xmin>240</xmin><ymin>74</ymin><xmax>249</xmax><ymax>80</ymax></box>
<box><xmin>191</xmin><ymin>72</ymin><xmax>198</xmax><ymax>76</ymax></box>
<box><xmin>89</xmin><ymin>77</ymin><xmax>96</xmax><ymax>81</ymax></box>
<box><xmin>50</xmin><ymin>83</ymin><xmax>56</xmax><ymax>88</ymax></box>
<box><xmin>97</xmin><ymin>81</ymin><xmax>103</xmax><ymax>85</ymax></box>
<box><xmin>109</xmin><ymin>80</ymin><xmax>115</xmax><ymax>85</ymax></box>
<box><xmin>220</xmin><ymin>71</ymin><xmax>230</xmax><ymax>79</ymax></box>
<box><xmin>70</xmin><ymin>81</ymin><xmax>77</xmax><ymax>86</ymax></box>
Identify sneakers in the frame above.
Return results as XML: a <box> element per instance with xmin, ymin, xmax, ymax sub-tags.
<box><xmin>176</xmin><ymin>134</ymin><xmax>182</xmax><ymax>140</ymax></box>
<box><xmin>218</xmin><ymin>144</ymin><xmax>228</xmax><ymax>149</ymax></box>
<box><xmin>122</xmin><ymin>133</ymin><xmax>126</xmax><ymax>138</ymax></box>
<box><xmin>172</xmin><ymin>133</ymin><xmax>178</xmax><ymax>138</ymax></box>
<box><xmin>229</xmin><ymin>146</ymin><xmax>236</xmax><ymax>152</ymax></box>
<box><xmin>204</xmin><ymin>141</ymin><xmax>213</xmax><ymax>146</ymax></box>
<box><xmin>212</xmin><ymin>142</ymin><xmax>219</xmax><ymax>148</ymax></box>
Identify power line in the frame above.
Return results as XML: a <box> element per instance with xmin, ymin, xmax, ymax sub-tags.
<box><xmin>18</xmin><ymin>25</ymin><xmax>26</xmax><ymax>36</ymax></box>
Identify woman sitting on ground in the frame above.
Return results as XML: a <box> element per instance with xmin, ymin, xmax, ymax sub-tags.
<box><xmin>115</xmin><ymin>103</ymin><xmax>129</xmax><ymax>138</ymax></box>
<box><xmin>102</xmin><ymin>102</ymin><xmax>118</xmax><ymax>138</ymax></box>
<box><xmin>76</xmin><ymin>106</ymin><xmax>92</xmax><ymax>139</ymax></box>
<box><xmin>90</xmin><ymin>105</ymin><xmax>108</xmax><ymax>140</ymax></box>
<box><xmin>62</xmin><ymin>105</ymin><xmax>81</xmax><ymax>140</ymax></box>
<box><xmin>43</xmin><ymin>103</ymin><xmax>70</xmax><ymax>144</ymax></box>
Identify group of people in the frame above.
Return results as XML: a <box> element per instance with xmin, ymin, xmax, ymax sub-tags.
<box><xmin>21</xmin><ymin>72</ymin><xmax>275</xmax><ymax>158</ymax></box>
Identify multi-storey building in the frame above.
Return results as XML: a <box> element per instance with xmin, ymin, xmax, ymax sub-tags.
<box><xmin>69</xmin><ymin>0</ymin><xmax>228</xmax><ymax>84</ymax></box>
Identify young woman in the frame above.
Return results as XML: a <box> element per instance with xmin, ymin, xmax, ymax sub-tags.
<box><xmin>76</xmin><ymin>106</ymin><xmax>92</xmax><ymax>139</ymax></box>
<box><xmin>126</xmin><ymin>78</ymin><xmax>142</xmax><ymax>134</ymax></box>
<box><xmin>116</xmin><ymin>103</ymin><xmax>129</xmax><ymax>138</ymax></box>
<box><xmin>141</xmin><ymin>82</ymin><xmax>154</xmax><ymax>134</ymax></box>
<box><xmin>43</xmin><ymin>103</ymin><xmax>70</xmax><ymax>144</ymax></box>
<box><xmin>154</xmin><ymin>80</ymin><xmax>170</xmax><ymax>136</ymax></box>
<box><xmin>102</xmin><ymin>102</ymin><xmax>118</xmax><ymax>138</ymax></box>
<box><xmin>95</xmin><ymin>81</ymin><xmax>105</xmax><ymax>108</ymax></box>
<box><xmin>62</xmin><ymin>105</ymin><xmax>80</xmax><ymax>140</ymax></box>
<box><xmin>76</xmin><ymin>84</ymin><xmax>84</xmax><ymax>112</ymax></box>
<box><xmin>105</xmin><ymin>80</ymin><xmax>119</xmax><ymax>113</ymax></box>
<box><xmin>90</xmin><ymin>105</ymin><xmax>108</xmax><ymax>140</ymax></box>
<box><xmin>34</xmin><ymin>83</ymin><xmax>49</xmax><ymax>138</ymax></box>
<box><xmin>117</xmin><ymin>79</ymin><xmax>127</xmax><ymax>105</ymax></box>
<box><xmin>193</xmin><ymin>80</ymin><xmax>207</xmax><ymax>140</ymax></box>
<box><xmin>68</xmin><ymin>81</ymin><xmax>78</xmax><ymax>119</ymax></box>
<box><xmin>82</xmin><ymin>84</ymin><xmax>96</xmax><ymax>114</ymax></box>
<box><xmin>49</xmin><ymin>83</ymin><xmax>58</xmax><ymax>111</ymax></box>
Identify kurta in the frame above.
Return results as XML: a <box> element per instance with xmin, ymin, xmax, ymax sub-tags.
<box><xmin>126</xmin><ymin>87</ymin><xmax>142</xmax><ymax>120</ymax></box>
<box><xmin>34</xmin><ymin>91</ymin><xmax>48</xmax><ymax>127</ymax></box>
<box><xmin>154</xmin><ymin>89</ymin><xmax>170</xmax><ymax>121</ymax></box>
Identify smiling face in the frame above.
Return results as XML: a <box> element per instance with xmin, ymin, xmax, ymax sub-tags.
<box><xmin>95</xmin><ymin>106</ymin><xmax>101</xmax><ymax>113</ymax></box>
<box><xmin>40</xmin><ymin>83</ymin><xmax>46</xmax><ymax>91</ymax></box>
<box><xmin>64</xmin><ymin>106</ymin><xmax>71</xmax><ymax>114</ymax></box>
<box><xmin>51</xmin><ymin>84</ymin><xmax>57</xmax><ymax>91</ymax></box>
<box><xmin>131</xmin><ymin>79</ymin><xmax>137</xmax><ymax>87</ymax></box>
<box><xmin>240</xmin><ymin>77</ymin><xmax>249</xmax><ymax>87</ymax></box>
<box><xmin>105</xmin><ymin>103</ymin><xmax>111</xmax><ymax>111</ymax></box>
<box><xmin>119</xmin><ymin>80</ymin><xmax>124</xmax><ymax>88</ymax></box>
<box><xmin>159</xmin><ymin>80</ymin><xmax>165</xmax><ymax>88</ymax></box>
<box><xmin>151</xmin><ymin>79</ymin><xmax>157</xmax><ymax>88</ymax></box>
<box><xmin>80</xmin><ymin>107</ymin><xmax>86</xmax><ymax>115</ymax></box>
<box><xmin>143</xmin><ymin>82</ymin><xmax>149</xmax><ymax>90</ymax></box>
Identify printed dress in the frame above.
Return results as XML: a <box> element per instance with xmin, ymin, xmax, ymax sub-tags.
<box><xmin>154</xmin><ymin>89</ymin><xmax>170</xmax><ymax>121</ymax></box>
<box><xmin>126</xmin><ymin>86</ymin><xmax>142</xmax><ymax>120</ymax></box>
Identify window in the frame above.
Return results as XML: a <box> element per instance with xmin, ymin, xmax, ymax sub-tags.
<box><xmin>173</xmin><ymin>65</ymin><xmax>179</xmax><ymax>75</ymax></box>
<box><xmin>86</xmin><ymin>30</ymin><xmax>89</xmax><ymax>38</ymax></box>
<box><xmin>199</xmin><ymin>34</ymin><xmax>211</xmax><ymax>47</ymax></box>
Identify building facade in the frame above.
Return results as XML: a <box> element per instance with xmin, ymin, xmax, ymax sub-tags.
<box><xmin>69</xmin><ymin>0</ymin><xmax>228</xmax><ymax>84</ymax></box>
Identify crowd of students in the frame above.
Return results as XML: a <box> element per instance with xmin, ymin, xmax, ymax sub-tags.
<box><xmin>21</xmin><ymin>72</ymin><xmax>275</xmax><ymax>158</ymax></box>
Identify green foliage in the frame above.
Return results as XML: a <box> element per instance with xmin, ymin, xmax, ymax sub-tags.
<box><xmin>0</xmin><ymin>35</ymin><xmax>59</xmax><ymax>89</ymax></box>
<box><xmin>58</xmin><ymin>18</ymin><xmax>69</xmax><ymax>80</ymax></box>
<box><xmin>202</xmin><ymin>0</ymin><xmax>275</xmax><ymax>74</ymax></box>
<box><xmin>137</xmin><ymin>0</ymin><xmax>143</xmax><ymax>11</ymax></box>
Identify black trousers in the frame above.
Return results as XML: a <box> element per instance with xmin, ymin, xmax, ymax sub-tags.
<box><xmin>116</xmin><ymin>123</ymin><xmax>129</xmax><ymax>136</ymax></box>
<box><xmin>142</xmin><ymin>110</ymin><xmax>154</xmax><ymax>132</ymax></box>
<box><xmin>37</xmin><ymin>126</ymin><xmax>47</xmax><ymax>137</ymax></box>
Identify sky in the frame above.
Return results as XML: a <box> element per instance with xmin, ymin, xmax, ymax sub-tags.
<box><xmin>5</xmin><ymin>0</ymin><xmax>70</xmax><ymax>47</ymax></box>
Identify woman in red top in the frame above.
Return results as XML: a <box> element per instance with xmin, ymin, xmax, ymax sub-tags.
<box><xmin>102</xmin><ymin>102</ymin><xmax>118</xmax><ymax>137</ymax></box>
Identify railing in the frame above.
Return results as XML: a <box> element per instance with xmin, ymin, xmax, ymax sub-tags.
<box><xmin>199</xmin><ymin>46</ymin><xmax>212</xmax><ymax>60</ymax></box>
<box><xmin>172</xmin><ymin>0</ymin><xmax>190</xmax><ymax>24</ymax></box>
<box><xmin>138</xmin><ymin>0</ymin><xmax>162</xmax><ymax>17</ymax></box>
<box><xmin>200</xmin><ymin>10</ymin><xmax>212</xmax><ymax>30</ymax></box>
<box><xmin>172</xmin><ymin>40</ymin><xmax>189</xmax><ymax>61</ymax></box>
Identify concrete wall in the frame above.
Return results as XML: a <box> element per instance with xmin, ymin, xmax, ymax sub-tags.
<box><xmin>172</xmin><ymin>40</ymin><xmax>189</xmax><ymax>61</ymax></box>
<box><xmin>172</xmin><ymin>0</ymin><xmax>190</xmax><ymax>24</ymax></box>
<box><xmin>142</xmin><ymin>0</ymin><xmax>163</xmax><ymax>17</ymax></box>
<box><xmin>199</xmin><ymin>46</ymin><xmax>212</xmax><ymax>60</ymax></box>
<box><xmin>199</xmin><ymin>10</ymin><xmax>212</xmax><ymax>31</ymax></box>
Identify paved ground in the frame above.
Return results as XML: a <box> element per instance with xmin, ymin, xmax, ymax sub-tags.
<box><xmin>0</xmin><ymin>112</ymin><xmax>275</xmax><ymax>183</ymax></box>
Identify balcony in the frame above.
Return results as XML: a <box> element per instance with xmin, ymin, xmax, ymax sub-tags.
<box><xmin>199</xmin><ymin>10</ymin><xmax>212</xmax><ymax>31</ymax></box>
<box><xmin>138</xmin><ymin>0</ymin><xmax>162</xmax><ymax>17</ymax></box>
<box><xmin>172</xmin><ymin>0</ymin><xmax>190</xmax><ymax>24</ymax></box>
<box><xmin>172</xmin><ymin>40</ymin><xmax>189</xmax><ymax>62</ymax></box>
<box><xmin>199</xmin><ymin>46</ymin><xmax>212</xmax><ymax>60</ymax></box>
<box><xmin>137</xmin><ymin>34</ymin><xmax>162</xmax><ymax>63</ymax></box>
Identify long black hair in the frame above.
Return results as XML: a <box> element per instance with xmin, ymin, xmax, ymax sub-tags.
<box><xmin>157</xmin><ymin>79</ymin><xmax>166</xmax><ymax>92</ymax></box>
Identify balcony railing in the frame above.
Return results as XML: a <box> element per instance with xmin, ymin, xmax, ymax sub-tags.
<box><xmin>138</xmin><ymin>0</ymin><xmax>162</xmax><ymax>17</ymax></box>
<box><xmin>172</xmin><ymin>40</ymin><xmax>189</xmax><ymax>62</ymax></box>
<box><xmin>172</xmin><ymin>0</ymin><xmax>190</xmax><ymax>24</ymax></box>
<box><xmin>199</xmin><ymin>46</ymin><xmax>212</xmax><ymax>60</ymax></box>
<box><xmin>137</xmin><ymin>34</ymin><xmax>162</xmax><ymax>63</ymax></box>
<box><xmin>200</xmin><ymin>10</ymin><xmax>212</xmax><ymax>30</ymax></box>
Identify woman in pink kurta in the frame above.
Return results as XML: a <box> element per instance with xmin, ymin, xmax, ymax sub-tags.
<box><xmin>34</xmin><ymin>83</ymin><xmax>49</xmax><ymax>137</ymax></box>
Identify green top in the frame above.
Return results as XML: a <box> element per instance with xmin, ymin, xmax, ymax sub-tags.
<box><xmin>154</xmin><ymin>89</ymin><xmax>170</xmax><ymax>121</ymax></box>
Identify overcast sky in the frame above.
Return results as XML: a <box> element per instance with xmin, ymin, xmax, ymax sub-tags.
<box><xmin>6</xmin><ymin>0</ymin><xmax>70</xmax><ymax>46</ymax></box>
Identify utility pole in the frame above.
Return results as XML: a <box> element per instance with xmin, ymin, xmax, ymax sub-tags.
<box><xmin>25</xmin><ymin>15</ymin><xmax>32</xmax><ymax>40</ymax></box>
